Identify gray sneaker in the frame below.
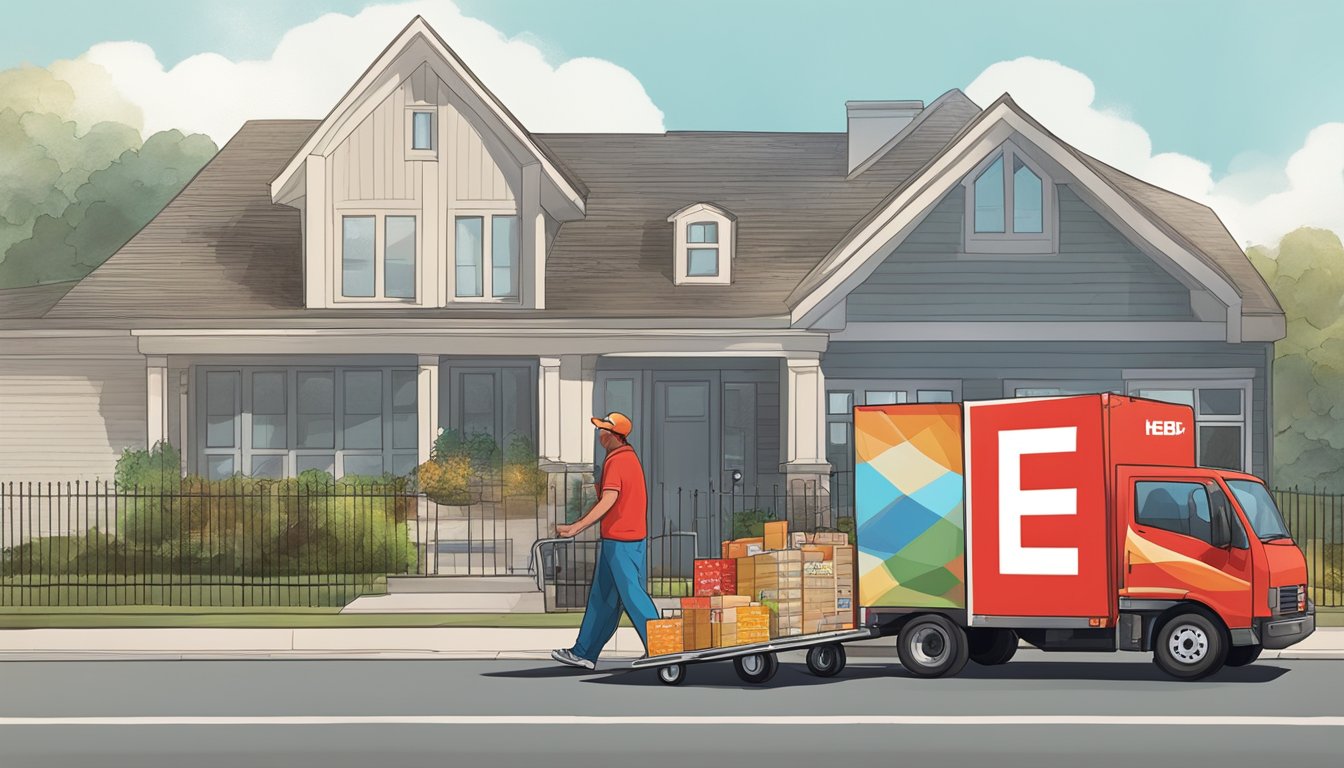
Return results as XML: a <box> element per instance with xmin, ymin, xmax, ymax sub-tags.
<box><xmin>551</xmin><ymin>648</ymin><xmax>596</xmax><ymax>670</ymax></box>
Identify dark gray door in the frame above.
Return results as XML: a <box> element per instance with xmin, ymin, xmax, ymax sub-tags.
<box><xmin>653</xmin><ymin>377</ymin><xmax>718</xmax><ymax>563</ymax></box>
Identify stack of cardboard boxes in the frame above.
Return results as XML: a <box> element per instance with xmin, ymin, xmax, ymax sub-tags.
<box><xmin>644</xmin><ymin>520</ymin><xmax>857</xmax><ymax>658</ymax></box>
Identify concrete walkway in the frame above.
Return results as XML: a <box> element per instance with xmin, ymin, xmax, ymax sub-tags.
<box><xmin>0</xmin><ymin>626</ymin><xmax>1339</xmax><ymax>662</ymax></box>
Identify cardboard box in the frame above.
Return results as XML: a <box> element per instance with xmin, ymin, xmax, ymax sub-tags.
<box><xmin>764</xmin><ymin>520</ymin><xmax>789</xmax><ymax>551</ymax></box>
<box><xmin>727</xmin><ymin>537</ymin><xmax>765</xmax><ymax>559</ymax></box>
<box><xmin>710</xmin><ymin>595</ymin><xmax>752</xmax><ymax>609</ymax></box>
<box><xmin>682</xmin><ymin>608</ymin><xmax>712</xmax><ymax>651</ymax></box>
<box><xmin>803</xmin><ymin>560</ymin><xmax>834</xmax><ymax>576</ymax></box>
<box><xmin>813</xmin><ymin>531</ymin><xmax>850</xmax><ymax>546</ymax></box>
<box><xmin>802</xmin><ymin>544</ymin><xmax>834</xmax><ymax>561</ymax></box>
<box><xmin>680</xmin><ymin>596</ymin><xmax>711</xmax><ymax>611</ymax></box>
<box><xmin>721</xmin><ymin>540</ymin><xmax>730</xmax><ymax>559</ymax></box>
<box><xmin>693</xmin><ymin>559</ymin><xmax>737</xmax><ymax>596</ymax></box>
<box><xmin>647</xmin><ymin>619</ymin><xmax>684</xmax><ymax>656</ymax></box>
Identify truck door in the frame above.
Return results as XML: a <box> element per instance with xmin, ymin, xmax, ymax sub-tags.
<box><xmin>1119</xmin><ymin>467</ymin><xmax>1254</xmax><ymax>629</ymax></box>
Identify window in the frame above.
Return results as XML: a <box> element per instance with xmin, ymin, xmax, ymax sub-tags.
<box><xmin>723</xmin><ymin>383</ymin><xmax>756</xmax><ymax>476</ymax></box>
<box><xmin>1011</xmin><ymin>381</ymin><xmax>1124</xmax><ymax>398</ymax></box>
<box><xmin>964</xmin><ymin>142</ymin><xmax>1054</xmax><ymax>253</ymax></box>
<box><xmin>454</xmin><ymin>214</ymin><xmax>519</xmax><ymax>301</ymax></box>
<box><xmin>343</xmin><ymin>371</ymin><xmax>383</xmax><ymax>450</ymax></box>
<box><xmin>668</xmin><ymin>203</ymin><xmax>735</xmax><ymax>285</ymax></box>
<box><xmin>1136</xmin><ymin>481</ymin><xmax>1214</xmax><ymax>546</ymax></box>
<box><xmin>340</xmin><ymin>214</ymin><xmax>416</xmax><ymax>301</ymax></box>
<box><xmin>1130</xmin><ymin>382</ymin><xmax>1249</xmax><ymax>472</ymax></box>
<box><xmin>411</xmin><ymin>111</ymin><xmax>434</xmax><ymax>151</ymax></box>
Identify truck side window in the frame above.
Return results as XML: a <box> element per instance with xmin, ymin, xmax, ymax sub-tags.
<box><xmin>1209</xmin><ymin>485</ymin><xmax>1249</xmax><ymax>549</ymax></box>
<box><xmin>1136</xmin><ymin>481</ymin><xmax>1215</xmax><ymax>546</ymax></box>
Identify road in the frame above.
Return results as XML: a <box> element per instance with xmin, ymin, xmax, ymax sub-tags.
<box><xmin>1</xmin><ymin>650</ymin><xmax>1342</xmax><ymax>768</ymax></box>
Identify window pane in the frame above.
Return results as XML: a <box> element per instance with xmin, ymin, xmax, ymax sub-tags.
<box><xmin>391</xmin><ymin>369</ymin><xmax>417</xmax><ymax>451</ymax></box>
<box><xmin>412</xmin><ymin>111</ymin><xmax>434</xmax><ymax>151</ymax></box>
<box><xmin>342</xmin><ymin>454</ymin><xmax>384</xmax><ymax>479</ymax></box>
<box><xmin>1016</xmin><ymin>388</ymin><xmax>1060</xmax><ymax>397</ymax></box>
<box><xmin>342</xmin><ymin>216</ymin><xmax>375</xmax><ymax>298</ymax></box>
<box><xmin>917</xmin><ymin>390</ymin><xmax>954</xmax><ymax>403</ymax></box>
<box><xmin>385</xmin><ymin>216</ymin><xmax>416</xmax><ymax>299</ymax></box>
<box><xmin>864</xmin><ymin>391</ymin><xmax>901</xmax><ymax>405</ymax></box>
<box><xmin>492</xmin><ymin>215</ymin><xmax>518</xmax><ymax>299</ymax></box>
<box><xmin>1137</xmin><ymin>481</ymin><xmax>1213</xmax><ymax>545</ymax></box>
<box><xmin>686</xmin><ymin>248</ymin><xmax>719</xmax><ymax>276</ymax></box>
<box><xmin>687</xmin><ymin>222</ymin><xmax>718</xmax><ymax>244</ymax></box>
<box><xmin>205</xmin><ymin>371</ymin><xmax>238</xmax><ymax>449</ymax></box>
<box><xmin>827</xmin><ymin>391</ymin><xmax>853</xmax><ymax>415</ymax></box>
<box><xmin>604</xmin><ymin>379</ymin><xmax>635</xmax><ymax>420</ymax></box>
<box><xmin>502</xmin><ymin>367</ymin><xmax>533</xmax><ymax>441</ymax></box>
<box><xmin>206</xmin><ymin>455</ymin><xmax>235</xmax><ymax>481</ymax></box>
<box><xmin>343</xmin><ymin>370</ymin><xmax>383</xmax><ymax>449</ymax></box>
<box><xmin>723</xmin><ymin>383</ymin><xmax>755</xmax><ymax>469</ymax></box>
<box><xmin>455</xmin><ymin>217</ymin><xmax>483</xmax><ymax>298</ymax></box>
<box><xmin>296</xmin><ymin>454</ymin><xmax>335</xmax><ymax>476</ymax></box>
<box><xmin>1198</xmin><ymin>388</ymin><xmax>1243</xmax><ymax>416</ymax></box>
<box><xmin>973</xmin><ymin>155</ymin><xmax>1005</xmax><ymax>233</ymax></box>
<box><xmin>665</xmin><ymin>383</ymin><xmax>707</xmax><ymax>419</ymax></box>
<box><xmin>1199</xmin><ymin>425</ymin><xmax>1243</xmax><ymax>471</ymax></box>
<box><xmin>250</xmin><ymin>455</ymin><xmax>284</xmax><ymax>479</ymax></box>
<box><xmin>391</xmin><ymin>453</ymin><xmax>418</xmax><ymax>478</ymax></box>
<box><xmin>1137</xmin><ymin>389</ymin><xmax>1195</xmax><ymax>408</ymax></box>
<box><xmin>1012</xmin><ymin>157</ymin><xmax>1044</xmax><ymax>233</ymax></box>
<box><xmin>296</xmin><ymin>372</ymin><xmax>335</xmax><ymax>449</ymax></box>
<box><xmin>829</xmin><ymin>422</ymin><xmax>849</xmax><ymax>446</ymax></box>
<box><xmin>250</xmin><ymin>372</ymin><xmax>286</xmax><ymax>450</ymax></box>
<box><xmin>462</xmin><ymin>372</ymin><xmax>496</xmax><ymax>438</ymax></box>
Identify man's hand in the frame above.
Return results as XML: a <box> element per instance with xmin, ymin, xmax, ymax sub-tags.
<box><xmin>555</xmin><ymin>523</ymin><xmax>579</xmax><ymax>538</ymax></box>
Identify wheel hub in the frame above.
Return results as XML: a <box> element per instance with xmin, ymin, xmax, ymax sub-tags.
<box><xmin>741</xmin><ymin>655</ymin><xmax>764</xmax><ymax>675</ymax></box>
<box><xmin>910</xmin><ymin>626</ymin><xmax>949</xmax><ymax>666</ymax></box>
<box><xmin>1168</xmin><ymin>625</ymin><xmax>1209</xmax><ymax>664</ymax></box>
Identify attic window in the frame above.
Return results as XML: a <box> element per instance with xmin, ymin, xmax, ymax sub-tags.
<box><xmin>407</xmin><ymin>108</ymin><xmax>436</xmax><ymax>158</ymax></box>
<box><xmin>667</xmin><ymin>203</ymin><xmax>736</xmax><ymax>285</ymax></box>
<box><xmin>963</xmin><ymin>141</ymin><xmax>1055</xmax><ymax>254</ymax></box>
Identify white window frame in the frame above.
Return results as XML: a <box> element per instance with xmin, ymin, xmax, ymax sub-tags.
<box><xmin>962</xmin><ymin>139</ymin><xmax>1057</xmax><ymax>255</ymax></box>
<box><xmin>1125</xmin><ymin>376</ymin><xmax>1253</xmax><ymax>474</ymax></box>
<box><xmin>1004</xmin><ymin>380</ymin><xmax>1125</xmax><ymax>398</ymax></box>
<box><xmin>334</xmin><ymin>211</ymin><xmax>420</xmax><ymax>305</ymax></box>
<box><xmin>406</xmin><ymin>105</ymin><xmax>437</xmax><ymax>161</ymax></box>
<box><xmin>450</xmin><ymin>209</ymin><xmax>520</xmax><ymax>303</ymax></box>
<box><xmin>668</xmin><ymin>202</ymin><xmax>736</xmax><ymax>285</ymax></box>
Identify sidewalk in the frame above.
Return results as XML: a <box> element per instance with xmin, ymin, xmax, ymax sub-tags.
<box><xmin>0</xmin><ymin>626</ymin><xmax>1340</xmax><ymax>662</ymax></box>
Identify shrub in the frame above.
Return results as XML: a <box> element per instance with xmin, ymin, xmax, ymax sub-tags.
<box><xmin>565</xmin><ymin>477</ymin><xmax>593</xmax><ymax>523</ymax></box>
<box><xmin>502</xmin><ymin>433</ymin><xmax>546</xmax><ymax>497</ymax></box>
<box><xmin>730</xmin><ymin>508</ymin><xmax>775</xmax><ymax>539</ymax></box>
<box><xmin>416</xmin><ymin>455</ymin><xmax>474</xmax><ymax>505</ymax></box>
<box><xmin>114</xmin><ymin>442</ymin><xmax>182</xmax><ymax>547</ymax></box>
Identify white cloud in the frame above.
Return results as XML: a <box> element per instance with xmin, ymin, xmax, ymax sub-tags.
<box><xmin>78</xmin><ymin>0</ymin><xmax>664</xmax><ymax>144</ymax></box>
<box><xmin>967</xmin><ymin>57</ymin><xmax>1344</xmax><ymax>248</ymax></box>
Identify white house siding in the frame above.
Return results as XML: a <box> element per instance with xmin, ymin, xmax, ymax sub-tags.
<box><xmin>0</xmin><ymin>336</ymin><xmax>146</xmax><ymax>481</ymax></box>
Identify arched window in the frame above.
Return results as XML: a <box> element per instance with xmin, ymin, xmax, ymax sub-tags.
<box><xmin>964</xmin><ymin>142</ymin><xmax>1055</xmax><ymax>253</ymax></box>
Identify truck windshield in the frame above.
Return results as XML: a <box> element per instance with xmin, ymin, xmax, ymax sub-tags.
<box><xmin>1226</xmin><ymin>480</ymin><xmax>1292</xmax><ymax>542</ymax></box>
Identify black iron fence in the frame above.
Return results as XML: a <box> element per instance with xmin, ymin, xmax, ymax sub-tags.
<box><xmin>1275</xmin><ymin>488</ymin><xmax>1344</xmax><ymax>607</ymax></box>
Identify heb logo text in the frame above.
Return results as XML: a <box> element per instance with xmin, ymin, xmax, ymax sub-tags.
<box><xmin>1145</xmin><ymin>419</ymin><xmax>1186</xmax><ymax>436</ymax></box>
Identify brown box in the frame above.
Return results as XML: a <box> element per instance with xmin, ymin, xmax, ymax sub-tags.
<box><xmin>727</xmin><ymin>537</ymin><xmax>765</xmax><ymax>559</ymax></box>
<box><xmin>802</xmin><ymin>544</ymin><xmax>834</xmax><ymax>561</ymax></box>
<box><xmin>813</xmin><ymin>532</ymin><xmax>850</xmax><ymax>546</ymax></box>
<box><xmin>682</xmin><ymin>608</ymin><xmax>712</xmax><ymax>651</ymax></box>
<box><xmin>647</xmin><ymin>619</ymin><xmax>684</xmax><ymax>656</ymax></box>
<box><xmin>764</xmin><ymin>520</ymin><xmax>789</xmax><ymax>551</ymax></box>
<box><xmin>833</xmin><ymin>544</ymin><xmax>855</xmax><ymax>561</ymax></box>
<box><xmin>709</xmin><ymin>595</ymin><xmax>752</xmax><ymax>610</ymax></box>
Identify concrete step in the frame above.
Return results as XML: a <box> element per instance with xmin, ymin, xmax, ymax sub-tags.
<box><xmin>387</xmin><ymin>576</ymin><xmax>538</xmax><ymax>594</ymax></box>
<box><xmin>340</xmin><ymin>591</ymin><xmax>546</xmax><ymax>614</ymax></box>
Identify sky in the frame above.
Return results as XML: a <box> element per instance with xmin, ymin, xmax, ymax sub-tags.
<box><xmin>2</xmin><ymin>0</ymin><xmax>1342</xmax><ymax>247</ymax></box>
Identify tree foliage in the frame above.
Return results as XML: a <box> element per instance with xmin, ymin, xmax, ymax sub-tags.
<box><xmin>1248</xmin><ymin>228</ymin><xmax>1344</xmax><ymax>490</ymax></box>
<box><xmin>0</xmin><ymin>64</ymin><xmax>216</xmax><ymax>288</ymax></box>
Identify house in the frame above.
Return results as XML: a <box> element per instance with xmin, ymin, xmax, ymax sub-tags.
<box><xmin>0</xmin><ymin>18</ymin><xmax>1283</xmax><ymax>552</ymax></box>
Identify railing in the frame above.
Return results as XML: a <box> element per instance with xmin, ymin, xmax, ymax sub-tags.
<box><xmin>1275</xmin><ymin>488</ymin><xmax>1344</xmax><ymax>608</ymax></box>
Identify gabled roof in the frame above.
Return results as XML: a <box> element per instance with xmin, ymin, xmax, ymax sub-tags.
<box><xmin>0</xmin><ymin>280</ymin><xmax>77</xmax><ymax>319</ymax></box>
<box><xmin>269</xmin><ymin>16</ymin><xmax>586</xmax><ymax>214</ymax></box>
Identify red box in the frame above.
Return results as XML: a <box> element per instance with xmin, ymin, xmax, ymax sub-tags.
<box><xmin>680</xmin><ymin>596</ymin><xmax>711</xmax><ymax>611</ymax></box>
<box><xmin>693</xmin><ymin>559</ymin><xmax>738</xmax><ymax>596</ymax></box>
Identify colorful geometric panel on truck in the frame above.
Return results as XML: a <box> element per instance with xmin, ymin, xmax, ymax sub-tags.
<box><xmin>855</xmin><ymin>403</ymin><xmax>966</xmax><ymax>608</ymax></box>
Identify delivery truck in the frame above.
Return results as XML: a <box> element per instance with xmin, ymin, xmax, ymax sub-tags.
<box><xmin>631</xmin><ymin>393</ymin><xmax>1313</xmax><ymax>684</ymax></box>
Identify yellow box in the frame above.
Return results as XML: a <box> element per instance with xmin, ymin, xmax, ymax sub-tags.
<box><xmin>647</xmin><ymin>619</ymin><xmax>684</xmax><ymax>656</ymax></box>
<box><xmin>764</xmin><ymin>520</ymin><xmax>789</xmax><ymax>551</ymax></box>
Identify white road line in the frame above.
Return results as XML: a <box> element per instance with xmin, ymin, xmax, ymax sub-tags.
<box><xmin>0</xmin><ymin>715</ymin><xmax>1341</xmax><ymax>727</ymax></box>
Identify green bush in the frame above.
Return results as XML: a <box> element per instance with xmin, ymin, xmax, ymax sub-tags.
<box><xmin>730</xmin><ymin>508</ymin><xmax>776</xmax><ymax>539</ymax></box>
<box><xmin>565</xmin><ymin>477</ymin><xmax>593</xmax><ymax>523</ymax></box>
<box><xmin>114</xmin><ymin>442</ymin><xmax>183</xmax><ymax>548</ymax></box>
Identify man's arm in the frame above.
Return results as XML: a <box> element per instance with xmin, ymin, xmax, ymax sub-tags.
<box><xmin>557</xmin><ymin>489</ymin><xmax>619</xmax><ymax>538</ymax></box>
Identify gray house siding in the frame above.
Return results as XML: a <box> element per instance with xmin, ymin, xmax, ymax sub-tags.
<box><xmin>846</xmin><ymin>186</ymin><xmax>1195</xmax><ymax>322</ymax></box>
<box><xmin>822</xmin><ymin>340</ymin><xmax>1271</xmax><ymax>478</ymax></box>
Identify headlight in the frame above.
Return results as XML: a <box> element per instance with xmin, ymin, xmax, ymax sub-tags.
<box><xmin>1298</xmin><ymin>585</ymin><xmax>1307</xmax><ymax>614</ymax></box>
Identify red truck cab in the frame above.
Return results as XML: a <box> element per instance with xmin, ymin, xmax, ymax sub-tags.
<box><xmin>854</xmin><ymin>394</ymin><xmax>1315</xmax><ymax>680</ymax></box>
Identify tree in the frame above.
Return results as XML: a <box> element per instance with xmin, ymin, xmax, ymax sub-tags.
<box><xmin>1248</xmin><ymin>228</ymin><xmax>1344</xmax><ymax>491</ymax></box>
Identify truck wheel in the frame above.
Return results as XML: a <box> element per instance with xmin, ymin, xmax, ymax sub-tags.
<box><xmin>1225</xmin><ymin>644</ymin><xmax>1262</xmax><ymax>667</ymax></box>
<box><xmin>733</xmin><ymin>653</ymin><xmax>779</xmax><ymax>684</ymax></box>
<box><xmin>968</xmin><ymin>629</ymin><xmax>1018</xmax><ymax>666</ymax></box>
<box><xmin>1154</xmin><ymin>611</ymin><xmax>1228</xmax><ymax>680</ymax></box>
<box><xmin>656</xmin><ymin>663</ymin><xmax>686</xmax><ymax>686</ymax></box>
<box><xmin>806</xmin><ymin>644</ymin><xmax>847</xmax><ymax>677</ymax></box>
<box><xmin>897</xmin><ymin>615</ymin><xmax>969</xmax><ymax>678</ymax></box>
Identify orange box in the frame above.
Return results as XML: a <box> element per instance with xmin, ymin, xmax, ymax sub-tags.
<box><xmin>647</xmin><ymin>619</ymin><xmax>684</xmax><ymax>657</ymax></box>
<box><xmin>721</xmin><ymin>540</ymin><xmax>730</xmax><ymax>559</ymax></box>
<box><xmin>802</xmin><ymin>544</ymin><xmax>834</xmax><ymax>560</ymax></box>
<box><xmin>727</xmin><ymin>537</ymin><xmax>765</xmax><ymax>559</ymax></box>
<box><xmin>680</xmin><ymin>596</ymin><xmax>711</xmax><ymax>611</ymax></box>
<box><xmin>764</xmin><ymin>520</ymin><xmax>789</xmax><ymax>550</ymax></box>
<box><xmin>709</xmin><ymin>595</ymin><xmax>752</xmax><ymax>609</ymax></box>
<box><xmin>682</xmin><ymin>608</ymin><xmax>712</xmax><ymax>651</ymax></box>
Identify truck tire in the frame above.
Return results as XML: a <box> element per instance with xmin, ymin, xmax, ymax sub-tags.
<box><xmin>968</xmin><ymin>628</ymin><xmax>1018</xmax><ymax>666</ymax></box>
<box><xmin>897</xmin><ymin>615</ymin><xmax>969</xmax><ymax>678</ymax></box>
<box><xmin>733</xmin><ymin>652</ymin><xmax>779</xmax><ymax>684</ymax></box>
<box><xmin>806</xmin><ymin>644</ymin><xmax>847</xmax><ymax>677</ymax></box>
<box><xmin>1225</xmin><ymin>644</ymin><xmax>1262</xmax><ymax>667</ymax></box>
<box><xmin>1153</xmin><ymin>611</ymin><xmax>1228</xmax><ymax>680</ymax></box>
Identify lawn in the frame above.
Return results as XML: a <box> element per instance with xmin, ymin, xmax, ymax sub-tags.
<box><xmin>0</xmin><ymin>574</ymin><xmax>390</xmax><ymax>608</ymax></box>
<box><xmin>0</xmin><ymin>606</ymin><xmax>633</xmax><ymax>629</ymax></box>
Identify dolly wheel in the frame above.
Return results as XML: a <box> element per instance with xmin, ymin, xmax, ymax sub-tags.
<box><xmin>806</xmin><ymin>644</ymin><xmax>847</xmax><ymax>677</ymax></box>
<box><xmin>733</xmin><ymin>652</ymin><xmax>779</xmax><ymax>684</ymax></box>
<box><xmin>656</xmin><ymin>663</ymin><xmax>686</xmax><ymax>686</ymax></box>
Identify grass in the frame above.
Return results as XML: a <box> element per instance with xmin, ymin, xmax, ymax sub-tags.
<box><xmin>0</xmin><ymin>606</ymin><xmax>634</xmax><ymax>629</ymax></box>
<box><xmin>0</xmin><ymin>574</ymin><xmax>391</xmax><ymax>609</ymax></box>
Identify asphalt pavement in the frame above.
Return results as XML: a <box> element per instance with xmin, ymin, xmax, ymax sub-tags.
<box><xmin>1</xmin><ymin>650</ymin><xmax>1342</xmax><ymax>767</ymax></box>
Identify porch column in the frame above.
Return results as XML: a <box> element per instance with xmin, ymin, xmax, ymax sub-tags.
<box><xmin>780</xmin><ymin>354</ymin><xmax>830</xmax><ymax>481</ymax></box>
<box><xmin>145</xmin><ymin>355</ymin><xmax>169</xmax><ymax>450</ymax></box>
<box><xmin>417</xmin><ymin>354</ymin><xmax>440</xmax><ymax>465</ymax></box>
<box><xmin>538</xmin><ymin>354</ymin><xmax>596</xmax><ymax>470</ymax></box>
<box><xmin>538</xmin><ymin>356</ymin><xmax>562</xmax><ymax>463</ymax></box>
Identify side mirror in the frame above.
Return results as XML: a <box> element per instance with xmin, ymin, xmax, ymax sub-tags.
<box><xmin>1209</xmin><ymin>488</ymin><xmax>1232</xmax><ymax>548</ymax></box>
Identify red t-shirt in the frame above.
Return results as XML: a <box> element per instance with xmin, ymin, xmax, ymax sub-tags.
<box><xmin>598</xmin><ymin>445</ymin><xmax>648</xmax><ymax>541</ymax></box>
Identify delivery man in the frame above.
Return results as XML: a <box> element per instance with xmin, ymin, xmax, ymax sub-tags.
<box><xmin>551</xmin><ymin>412</ymin><xmax>658</xmax><ymax>670</ymax></box>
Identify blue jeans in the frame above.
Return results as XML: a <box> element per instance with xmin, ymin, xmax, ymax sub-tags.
<box><xmin>571</xmin><ymin>539</ymin><xmax>658</xmax><ymax>662</ymax></box>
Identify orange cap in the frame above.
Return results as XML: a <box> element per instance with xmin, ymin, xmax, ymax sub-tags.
<box><xmin>591</xmin><ymin>412</ymin><xmax>633</xmax><ymax>437</ymax></box>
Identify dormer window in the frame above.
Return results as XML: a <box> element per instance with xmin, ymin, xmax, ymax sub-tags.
<box><xmin>668</xmin><ymin>203</ymin><xmax>736</xmax><ymax>285</ymax></box>
<box><xmin>963</xmin><ymin>141</ymin><xmax>1055</xmax><ymax>254</ymax></box>
<box><xmin>407</xmin><ymin>108</ymin><xmax>436</xmax><ymax>159</ymax></box>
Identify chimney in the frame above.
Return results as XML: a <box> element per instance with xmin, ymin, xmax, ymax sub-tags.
<box><xmin>846</xmin><ymin>100</ymin><xmax>924</xmax><ymax>173</ymax></box>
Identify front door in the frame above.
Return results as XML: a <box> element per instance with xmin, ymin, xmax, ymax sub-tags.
<box><xmin>653</xmin><ymin>375</ymin><xmax>718</xmax><ymax>559</ymax></box>
<box><xmin>1119</xmin><ymin>467</ymin><xmax>1255</xmax><ymax>628</ymax></box>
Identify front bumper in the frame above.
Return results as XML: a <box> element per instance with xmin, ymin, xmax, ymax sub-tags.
<box><xmin>1256</xmin><ymin>601</ymin><xmax>1316</xmax><ymax>650</ymax></box>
